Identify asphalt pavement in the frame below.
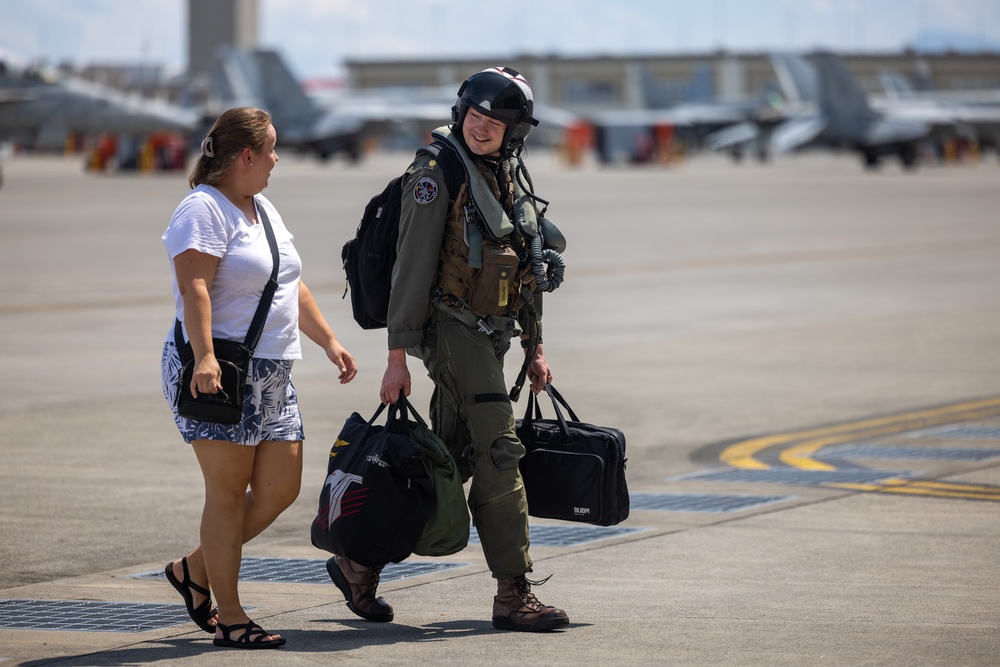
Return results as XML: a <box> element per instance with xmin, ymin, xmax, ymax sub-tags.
<box><xmin>1</xmin><ymin>148</ymin><xmax>999</xmax><ymax>666</ymax></box>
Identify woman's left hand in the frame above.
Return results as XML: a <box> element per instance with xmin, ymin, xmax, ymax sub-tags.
<box><xmin>326</xmin><ymin>342</ymin><xmax>358</xmax><ymax>384</ymax></box>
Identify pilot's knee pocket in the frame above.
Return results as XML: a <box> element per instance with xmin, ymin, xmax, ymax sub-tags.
<box><xmin>489</xmin><ymin>436</ymin><xmax>525</xmax><ymax>471</ymax></box>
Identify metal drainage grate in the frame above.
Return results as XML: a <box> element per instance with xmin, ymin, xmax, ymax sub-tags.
<box><xmin>821</xmin><ymin>444</ymin><xmax>1000</xmax><ymax>462</ymax></box>
<box><xmin>677</xmin><ymin>468</ymin><xmax>918</xmax><ymax>487</ymax></box>
<box><xmin>911</xmin><ymin>426</ymin><xmax>1000</xmax><ymax>441</ymax></box>
<box><xmin>379</xmin><ymin>560</ymin><xmax>468</xmax><ymax>583</ymax></box>
<box><xmin>629</xmin><ymin>492</ymin><xmax>794</xmax><ymax>512</ymax></box>
<box><xmin>0</xmin><ymin>599</ymin><xmax>191</xmax><ymax>633</ymax></box>
<box><xmin>470</xmin><ymin>523</ymin><xmax>643</xmax><ymax>547</ymax></box>
<box><xmin>137</xmin><ymin>558</ymin><xmax>467</xmax><ymax>585</ymax></box>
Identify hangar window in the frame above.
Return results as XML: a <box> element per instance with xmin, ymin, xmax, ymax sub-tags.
<box><xmin>563</xmin><ymin>79</ymin><xmax>618</xmax><ymax>105</ymax></box>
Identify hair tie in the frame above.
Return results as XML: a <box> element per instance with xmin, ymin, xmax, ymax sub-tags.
<box><xmin>200</xmin><ymin>136</ymin><xmax>215</xmax><ymax>158</ymax></box>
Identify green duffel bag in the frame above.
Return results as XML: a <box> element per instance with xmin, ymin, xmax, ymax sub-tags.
<box><xmin>390</xmin><ymin>395</ymin><xmax>470</xmax><ymax>557</ymax></box>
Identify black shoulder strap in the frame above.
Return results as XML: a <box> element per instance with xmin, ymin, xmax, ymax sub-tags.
<box><xmin>174</xmin><ymin>199</ymin><xmax>280</xmax><ymax>359</ymax></box>
<box><xmin>244</xmin><ymin>202</ymin><xmax>280</xmax><ymax>351</ymax></box>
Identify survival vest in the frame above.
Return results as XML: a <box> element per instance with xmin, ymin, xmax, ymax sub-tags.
<box><xmin>341</xmin><ymin>140</ymin><xmax>462</xmax><ymax>329</ymax></box>
<box><xmin>436</xmin><ymin>162</ymin><xmax>536</xmax><ymax>317</ymax></box>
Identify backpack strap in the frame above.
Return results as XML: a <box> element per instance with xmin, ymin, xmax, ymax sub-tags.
<box><xmin>417</xmin><ymin>140</ymin><xmax>463</xmax><ymax>205</ymax></box>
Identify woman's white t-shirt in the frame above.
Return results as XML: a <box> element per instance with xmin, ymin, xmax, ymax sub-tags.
<box><xmin>163</xmin><ymin>185</ymin><xmax>302</xmax><ymax>360</ymax></box>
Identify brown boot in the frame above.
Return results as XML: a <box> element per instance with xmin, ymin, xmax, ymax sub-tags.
<box><xmin>326</xmin><ymin>556</ymin><xmax>394</xmax><ymax>622</ymax></box>
<box><xmin>492</xmin><ymin>575</ymin><xmax>569</xmax><ymax>632</ymax></box>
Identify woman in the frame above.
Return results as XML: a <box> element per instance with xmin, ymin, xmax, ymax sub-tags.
<box><xmin>160</xmin><ymin>107</ymin><xmax>357</xmax><ymax>649</ymax></box>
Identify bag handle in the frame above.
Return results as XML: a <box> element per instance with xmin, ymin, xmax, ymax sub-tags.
<box><xmin>366</xmin><ymin>401</ymin><xmax>389</xmax><ymax>425</ymax></box>
<box><xmin>380</xmin><ymin>394</ymin><xmax>435</xmax><ymax>436</ymax></box>
<box><xmin>544</xmin><ymin>384</ymin><xmax>580</xmax><ymax>422</ymax></box>
<box><xmin>522</xmin><ymin>384</ymin><xmax>579</xmax><ymax>442</ymax></box>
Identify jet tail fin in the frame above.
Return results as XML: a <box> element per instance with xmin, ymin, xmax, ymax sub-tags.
<box><xmin>769</xmin><ymin>53</ymin><xmax>818</xmax><ymax>104</ymax></box>
<box><xmin>209</xmin><ymin>48</ymin><xmax>319</xmax><ymax>136</ymax></box>
<box><xmin>807</xmin><ymin>51</ymin><xmax>875</xmax><ymax>128</ymax></box>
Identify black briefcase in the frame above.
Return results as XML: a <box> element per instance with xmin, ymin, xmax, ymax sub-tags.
<box><xmin>515</xmin><ymin>385</ymin><xmax>629</xmax><ymax>526</ymax></box>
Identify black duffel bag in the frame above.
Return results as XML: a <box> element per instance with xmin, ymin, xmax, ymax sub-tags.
<box><xmin>311</xmin><ymin>398</ymin><xmax>434</xmax><ymax>566</ymax></box>
<box><xmin>516</xmin><ymin>384</ymin><xmax>629</xmax><ymax>526</ymax></box>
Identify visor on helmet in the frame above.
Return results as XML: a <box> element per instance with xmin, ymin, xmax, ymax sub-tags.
<box><xmin>453</xmin><ymin>66</ymin><xmax>540</xmax><ymax>156</ymax></box>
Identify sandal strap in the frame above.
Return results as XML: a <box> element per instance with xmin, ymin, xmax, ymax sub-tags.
<box><xmin>192</xmin><ymin>596</ymin><xmax>216</xmax><ymax>617</ymax></box>
<box><xmin>179</xmin><ymin>558</ymin><xmax>211</xmax><ymax>597</ymax></box>
<box><xmin>218</xmin><ymin>620</ymin><xmax>274</xmax><ymax>645</ymax></box>
<box><xmin>166</xmin><ymin>559</ymin><xmax>217</xmax><ymax>634</ymax></box>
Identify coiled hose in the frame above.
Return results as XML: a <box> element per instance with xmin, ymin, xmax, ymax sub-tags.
<box><xmin>530</xmin><ymin>233</ymin><xmax>565</xmax><ymax>292</ymax></box>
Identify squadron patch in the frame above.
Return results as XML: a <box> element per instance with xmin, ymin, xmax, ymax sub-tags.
<box><xmin>413</xmin><ymin>177</ymin><xmax>439</xmax><ymax>204</ymax></box>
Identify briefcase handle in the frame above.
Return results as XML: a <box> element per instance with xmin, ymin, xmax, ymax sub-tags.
<box><xmin>522</xmin><ymin>384</ymin><xmax>581</xmax><ymax>440</ymax></box>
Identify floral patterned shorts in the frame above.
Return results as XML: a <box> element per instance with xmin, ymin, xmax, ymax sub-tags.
<box><xmin>161</xmin><ymin>341</ymin><xmax>305</xmax><ymax>446</ymax></box>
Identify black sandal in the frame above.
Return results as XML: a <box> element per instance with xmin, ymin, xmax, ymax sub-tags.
<box><xmin>164</xmin><ymin>558</ymin><xmax>218</xmax><ymax>634</ymax></box>
<box><xmin>213</xmin><ymin>620</ymin><xmax>286</xmax><ymax>649</ymax></box>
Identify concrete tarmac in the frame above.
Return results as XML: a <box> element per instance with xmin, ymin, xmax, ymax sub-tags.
<box><xmin>1</xmin><ymin>150</ymin><xmax>999</xmax><ymax>665</ymax></box>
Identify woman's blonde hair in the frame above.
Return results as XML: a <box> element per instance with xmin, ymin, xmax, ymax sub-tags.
<box><xmin>188</xmin><ymin>107</ymin><xmax>272</xmax><ymax>189</ymax></box>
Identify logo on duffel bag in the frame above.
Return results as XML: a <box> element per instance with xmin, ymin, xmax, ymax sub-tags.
<box><xmin>324</xmin><ymin>470</ymin><xmax>365</xmax><ymax>525</ymax></box>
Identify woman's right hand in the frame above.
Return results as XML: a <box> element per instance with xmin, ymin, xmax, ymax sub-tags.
<box><xmin>174</xmin><ymin>248</ymin><xmax>222</xmax><ymax>399</ymax></box>
<box><xmin>190</xmin><ymin>354</ymin><xmax>222</xmax><ymax>398</ymax></box>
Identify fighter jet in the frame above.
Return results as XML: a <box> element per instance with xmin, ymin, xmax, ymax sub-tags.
<box><xmin>705</xmin><ymin>53</ymin><xmax>819</xmax><ymax>162</ymax></box>
<box><xmin>580</xmin><ymin>62</ymin><xmax>775</xmax><ymax>164</ymax></box>
<box><xmin>205</xmin><ymin>48</ymin><xmax>453</xmax><ymax>161</ymax></box>
<box><xmin>709</xmin><ymin>52</ymin><xmax>1000</xmax><ymax>169</ymax></box>
<box><xmin>0</xmin><ymin>59</ymin><xmax>198</xmax><ymax>145</ymax></box>
<box><xmin>0</xmin><ymin>52</ymin><xmax>199</xmax><ymax>187</ymax></box>
<box><xmin>872</xmin><ymin>68</ymin><xmax>1000</xmax><ymax>157</ymax></box>
<box><xmin>802</xmin><ymin>52</ymin><xmax>936</xmax><ymax>168</ymax></box>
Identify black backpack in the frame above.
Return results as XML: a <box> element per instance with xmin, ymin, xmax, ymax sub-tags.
<box><xmin>342</xmin><ymin>140</ymin><xmax>462</xmax><ymax>329</ymax></box>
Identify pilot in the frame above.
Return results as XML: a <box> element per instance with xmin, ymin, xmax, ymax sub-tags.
<box><xmin>326</xmin><ymin>67</ymin><xmax>570</xmax><ymax>633</ymax></box>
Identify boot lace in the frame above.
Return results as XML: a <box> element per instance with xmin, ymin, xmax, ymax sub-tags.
<box><xmin>514</xmin><ymin>574</ymin><xmax>552</xmax><ymax>611</ymax></box>
<box><xmin>362</xmin><ymin>564</ymin><xmax>384</xmax><ymax>600</ymax></box>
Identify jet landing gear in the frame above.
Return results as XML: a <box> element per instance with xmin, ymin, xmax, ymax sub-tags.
<box><xmin>897</xmin><ymin>143</ymin><xmax>918</xmax><ymax>170</ymax></box>
<box><xmin>861</xmin><ymin>143</ymin><xmax>919</xmax><ymax>171</ymax></box>
<box><xmin>862</xmin><ymin>149</ymin><xmax>881</xmax><ymax>170</ymax></box>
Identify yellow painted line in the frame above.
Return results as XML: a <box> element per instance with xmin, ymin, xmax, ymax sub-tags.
<box><xmin>779</xmin><ymin>431</ymin><xmax>858</xmax><ymax>471</ymax></box>
<box><xmin>826</xmin><ymin>482</ymin><xmax>1000</xmax><ymax>502</ymax></box>
<box><xmin>720</xmin><ymin>396</ymin><xmax>1000</xmax><ymax>470</ymax></box>
<box><xmin>719</xmin><ymin>438</ymin><xmax>781</xmax><ymax>470</ymax></box>
<box><xmin>778</xmin><ymin>405</ymin><xmax>1000</xmax><ymax>469</ymax></box>
<box><xmin>904</xmin><ymin>480</ymin><xmax>1000</xmax><ymax>494</ymax></box>
<box><xmin>864</xmin><ymin>477</ymin><xmax>1000</xmax><ymax>493</ymax></box>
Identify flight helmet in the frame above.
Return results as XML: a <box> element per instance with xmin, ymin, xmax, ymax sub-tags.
<box><xmin>452</xmin><ymin>66</ymin><xmax>539</xmax><ymax>157</ymax></box>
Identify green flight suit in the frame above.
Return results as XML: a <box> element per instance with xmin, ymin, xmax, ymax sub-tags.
<box><xmin>388</xmin><ymin>130</ymin><xmax>542</xmax><ymax>578</ymax></box>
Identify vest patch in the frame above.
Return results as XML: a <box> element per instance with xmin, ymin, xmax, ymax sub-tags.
<box><xmin>414</xmin><ymin>177</ymin><xmax>438</xmax><ymax>204</ymax></box>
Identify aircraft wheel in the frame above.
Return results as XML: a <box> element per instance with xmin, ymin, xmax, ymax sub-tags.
<box><xmin>346</xmin><ymin>143</ymin><xmax>362</xmax><ymax>163</ymax></box>
<box><xmin>898</xmin><ymin>144</ymin><xmax>918</xmax><ymax>170</ymax></box>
